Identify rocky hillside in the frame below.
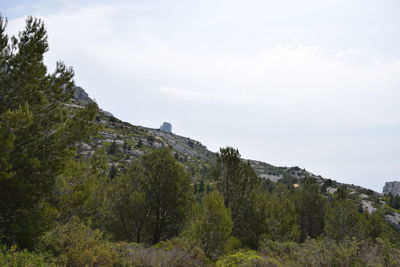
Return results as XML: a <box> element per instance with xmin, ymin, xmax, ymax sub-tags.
<box><xmin>72</xmin><ymin>86</ymin><xmax>400</xmax><ymax>229</ymax></box>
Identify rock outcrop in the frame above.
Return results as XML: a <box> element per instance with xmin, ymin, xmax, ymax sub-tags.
<box><xmin>72</xmin><ymin>86</ymin><xmax>114</xmax><ymax>117</ymax></box>
<box><xmin>160</xmin><ymin>122</ymin><xmax>172</xmax><ymax>133</ymax></box>
<box><xmin>385</xmin><ymin>212</ymin><xmax>400</xmax><ymax>230</ymax></box>
<box><xmin>73</xmin><ymin>86</ymin><xmax>94</xmax><ymax>104</ymax></box>
<box><xmin>383</xmin><ymin>181</ymin><xmax>400</xmax><ymax>196</ymax></box>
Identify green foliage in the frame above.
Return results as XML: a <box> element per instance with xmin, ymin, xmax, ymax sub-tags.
<box><xmin>40</xmin><ymin>217</ymin><xmax>117</xmax><ymax>267</ymax></box>
<box><xmin>325</xmin><ymin>199</ymin><xmax>366</xmax><ymax>241</ymax></box>
<box><xmin>184</xmin><ymin>191</ymin><xmax>233</xmax><ymax>259</ymax></box>
<box><xmin>335</xmin><ymin>185</ymin><xmax>348</xmax><ymax>200</ymax></box>
<box><xmin>260</xmin><ymin>238</ymin><xmax>400</xmax><ymax>267</ymax></box>
<box><xmin>107</xmin><ymin>140</ymin><xmax>118</xmax><ymax>154</ymax></box>
<box><xmin>113</xmin><ymin>239</ymin><xmax>209</xmax><ymax>266</ymax></box>
<box><xmin>137</xmin><ymin>139</ymin><xmax>143</xmax><ymax>148</ymax></box>
<box><xmin>0</xmin><ymin>245</ymin><xmax>57</xmax><ymax>267</ymax></box>
<box><xmin>251</xmin><ymin>187</ymin><xmax>300</xmax><ymax>245</ymax></box>
<box><xmin>2</xmin><ymin>15</ymin><xmax>400</xmax><ymax>267</ymax></box>
<box><xmin>215</xmin><ymin>250</ymin><xmax>274</xmax><ymax>267</ymax></box>
<box><xmin>0</xmin><ymin>16</ymin><xmax>98</xmax><ymax>249</ymax></box>
<box><xmin>54</xmin><ymin>148</ymin><xmax>109</xmax><ymax>225</ymax></box>
<box><xmin>109</xmin><ymin>148</ymin><xmax>193</xmax><ymax>244</ymax></box>
<box><xmin>214</xmin><ymin>147</ymin><xmax>260</xmax><ymax>247</ymax></box>
<box><xmin>388</xmin><ymin>194</ymin><xmax>400</xmax><ymax>210</ymax></box>
<box><xmin>108</xmin><ymin>164</ymin><xmax>118</xmax><ymax>178</ymax></box>
<box><xmin>365</xmin><ymin>209</ymin><xmax>385</xmax><ymax>240</ymax></box>
<box><xmin>297</xmin><ymin>178</ymin><xmax>325</xmax><ymax>241</ymax></box>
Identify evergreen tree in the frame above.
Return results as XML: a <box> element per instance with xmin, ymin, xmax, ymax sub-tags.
<box><xmin>198</xmin><ymin>179</ymin><xmax>205</xmax><ymax>194</ymax></box>
<box><xmin>184</xmin><ymin>191</ymin><xmax>233</xmax><ymax>259</ymax></box>
<box><xmin>110</xmin><ymin>148</ymin><xmax>192</xmax><ymax>244</ymax></box>
<box><xmin>325</xmin><ymin>199</ymin><xmax>365</xmax><ymax>241</ymax></box>
<box><xmin>335</xmin><ymin>185</ymin><xmax>348</xmax><ymax>200</ymax></box>
<box><xmin>214</xmin><ymin>147</ymin><xmax>260</xmax><ymax>247</ymax></box>
<box><xmin>0</xmin><ymin>16</ymin><xmax>98</xmax><ymax>249</ymax></box>
<box><xmin>108</xmin><ymin>164</ymin><xmax>118</xmax><ymax>179</ymax></box>
<box><xmin>297</xmin><ymin>178</ymin><xmax>325</xmax><ymax>241</ymax></box>
<box><xmin>249</xmin><ymin>186</ymin><xmax>300</xmax><ymax>248</ymax></box>
<box><xmin>108</xmin><ymin>140</ymin><xmax>117</xmax><ymax>154</ymax></box>
<box><xmin>55</xmin><ymin>148</ymin><xmax>109</xmax><ymax>225</ymax></box>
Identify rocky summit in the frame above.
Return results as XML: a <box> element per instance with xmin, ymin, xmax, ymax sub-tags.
<box><xmin>383</xmin><ymin>181</ymin><xmax>400</xmax><ymax>196</ymax></box>
<box><xmin>160</xmin><ymin>122</ymin><xmax>172</xmax><ymax>133</ymax></box>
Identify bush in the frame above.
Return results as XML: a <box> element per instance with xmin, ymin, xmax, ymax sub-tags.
<box><xmin>216</xmin><ymin>250</ymin><xmax>277</xmax><ymax>267</ymax></box>
<box><xmin>40</xmin><ymin>217</ymin><xmax>117</xmax><ymax>266</ymax></box>
<box><xmin>259</xmin><ymin>238</ymin><xmax>400</xmax><ymax>267</ymax></box>
<box><xmin>112</xmin><ymin>238</ymin><xmax>209</xmax><ymax>266</ymax></box>
<box><xmin>0</xmin><ymin>245</ymin><xmax>56</xmax><ymax>267</ymax></box>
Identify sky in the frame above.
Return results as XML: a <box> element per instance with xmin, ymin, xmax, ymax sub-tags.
<box><xmin>1</xmin><ymin>0</ymin><xmax>400</xmax><ymax>192</ymax></box>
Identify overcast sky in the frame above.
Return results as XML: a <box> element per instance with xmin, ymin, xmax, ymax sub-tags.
<box><xmin>2</xmin><ymin>0</ymin><xmax>400</xmax><ymax>192</ymax></box>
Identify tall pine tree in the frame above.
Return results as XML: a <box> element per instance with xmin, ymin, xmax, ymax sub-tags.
<box><xmin>0</xmin><ymin>16</ymin><xmax>98</xmax><ymax>249</ymax></box>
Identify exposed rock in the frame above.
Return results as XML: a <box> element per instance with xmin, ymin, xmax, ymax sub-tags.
<box><xmin>70</xmin><ymin>84</ymin><xmax>385</xmax><ymax>215</ymax></box>
<box><xmin>100</xmin><ymin>110</ymin><xmax>115</xmax><ymax>117</ymax></box>
<box><xmin>160</xmin><ymin>122</ymin><xmax>172</xmax><ymax>133</ymax></box>
<box><xmin>72</xmin><ymin>86</ymin><xmax>115</xmax><ymax>117</ymax></box>
<box><xmin>385</xmin><ymin>212</ymin><xmax>400</xmax><ymax>230</ymax></box>
<box><xmin>80</xmin><ymin>142</ymin><xmax>92</xmax><ymax>151</ymax></box>
<box><xmin>327</xmin><ymin>187</ymin><xmax>338</xmax><ymax>194</ymax></box>
<box><xmin>259</xmin><ymin>174</ymin><xmax>281</xmax><ymax>182</ymax></box>
<box><xmin>383</xmin><ymin>181</ymin><xmax>400</xmax><ymax>196</ymax></box>
<box><xmin>115</xmin><ymin>140</ymin><xmax>124</xmax><ymax>145</ymax></box>
<box><xmin>152</xmin><ymin>142</ymin><xmax>163</xmax><ymax>149</ymax></box>
<box><xmin>129</xmin><ymin>150</ymin><xmax>145</xmax><ymax>157</ymax></box>
<box><xmin>73</xmin><ymin>86</ymin><xmax>94</xmax><ymax>104</ymax></box>
<box><xmin>361</xmin><ymin>200</ymin><xmax>377</xmax><ymax>214</ymax></box>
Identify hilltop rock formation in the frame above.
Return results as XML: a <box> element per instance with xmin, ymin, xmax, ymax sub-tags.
<box><xmin>160</xmin><ymin>122</ymin><xmax>172</xmax><ymax>133</ymax></box>
<box><xmin>383</xmin><ymin>181</ymin><xmax>400</xmax><ymax>196</ymax></box>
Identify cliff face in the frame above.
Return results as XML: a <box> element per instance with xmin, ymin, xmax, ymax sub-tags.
<box><xmin>383</xmin><ymin>181</ymin><xmax>400</xmax><ymax>196</ymax></box>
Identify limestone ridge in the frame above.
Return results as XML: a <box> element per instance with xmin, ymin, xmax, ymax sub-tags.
<box><xmin>71</xmin><ymin>86</ymin><xmax>379</xmax><ymax>193</ymax></box>
<box><xmin>70</xmin><ymin>85</ymin><xmax>400</xmax><ymax>226</ymax></box>
<box><xmin>383</xmin><ymin>181</ymin><xmax>400</xmax><ymax>196</ymax></box>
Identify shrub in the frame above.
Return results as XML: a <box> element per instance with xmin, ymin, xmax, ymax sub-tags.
<box><xmin>259</xmin><ymin>238</ymin><xmax>400</xmax><ymax>267</ymax></box>
<box><xmin>112</xmin><ymin>238</ymin><xmax>209</xmax><ymax>266</ymax></box>
<box><xmin>40</xmin><ymin>217</ymin><xmax>117</xmax><ymax>266</ymax></box>
<box><xmin>0</xmin><ymin>245</ymin><xmax>56</xmax><ymax>267</ymax></box>
<box><xmin>216</xmin><ymin>250</ymin><xmax>277</xmax><ymax>267</ymax></box>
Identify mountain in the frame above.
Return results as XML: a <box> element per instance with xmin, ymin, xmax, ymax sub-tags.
<box><xmin>72</xmin><ymin>86</ymin><xmax>400</xmax><ymax>227</ymax></box>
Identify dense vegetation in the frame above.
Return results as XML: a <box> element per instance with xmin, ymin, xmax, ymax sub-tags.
<box><xmin>1</xmin><ymin>16</ymin><xmax>400</xmax><ymax>266</ymax></box>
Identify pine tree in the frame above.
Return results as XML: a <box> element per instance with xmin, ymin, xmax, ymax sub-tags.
<box><xmin>0</xmin><ymin>16</ymin><xmax>98</xmax><ymax>249</ymax></box>
<box><xmin>214</xmin><ymin>147</ymin><xmax>260</xmax><ymax>247</ymax></box>
<box><xmin>298</xmin><ymin>177</ymin><xmax>325</xmax><ymax>241</ymax></box>
<box><xmin>109</xmin><ymin>148</ymin><xmax>192</xmax><ymax>244</ymax></box>
<box><xmin>183</xmin><ymin>191</ymin><xmax>232</xmax><ymax>259</ymax></box>
<box><xmin>325</xmin><ymin>199</ymin><xmax>365</xmax><ymax>241</ymax></box>
<box><xmin>108</xmin><ymin>140</ymin><xmax>117</xmax><ymax>154</ymax></box>
<box><xmin>108</xmin><ymin>164</ymin><xmax>118</xmax><ymax>178</ymax></box>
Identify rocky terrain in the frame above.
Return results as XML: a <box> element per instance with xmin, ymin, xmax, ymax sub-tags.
<box><xmin>72</xmin><ymin>86</ymin><xmax>400</xmax><ymax>228</ymax></box>
<box><xmin>383</xmin><ymin>181</ymin><xmax>400</xmax><ymax>196</ymax></box>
